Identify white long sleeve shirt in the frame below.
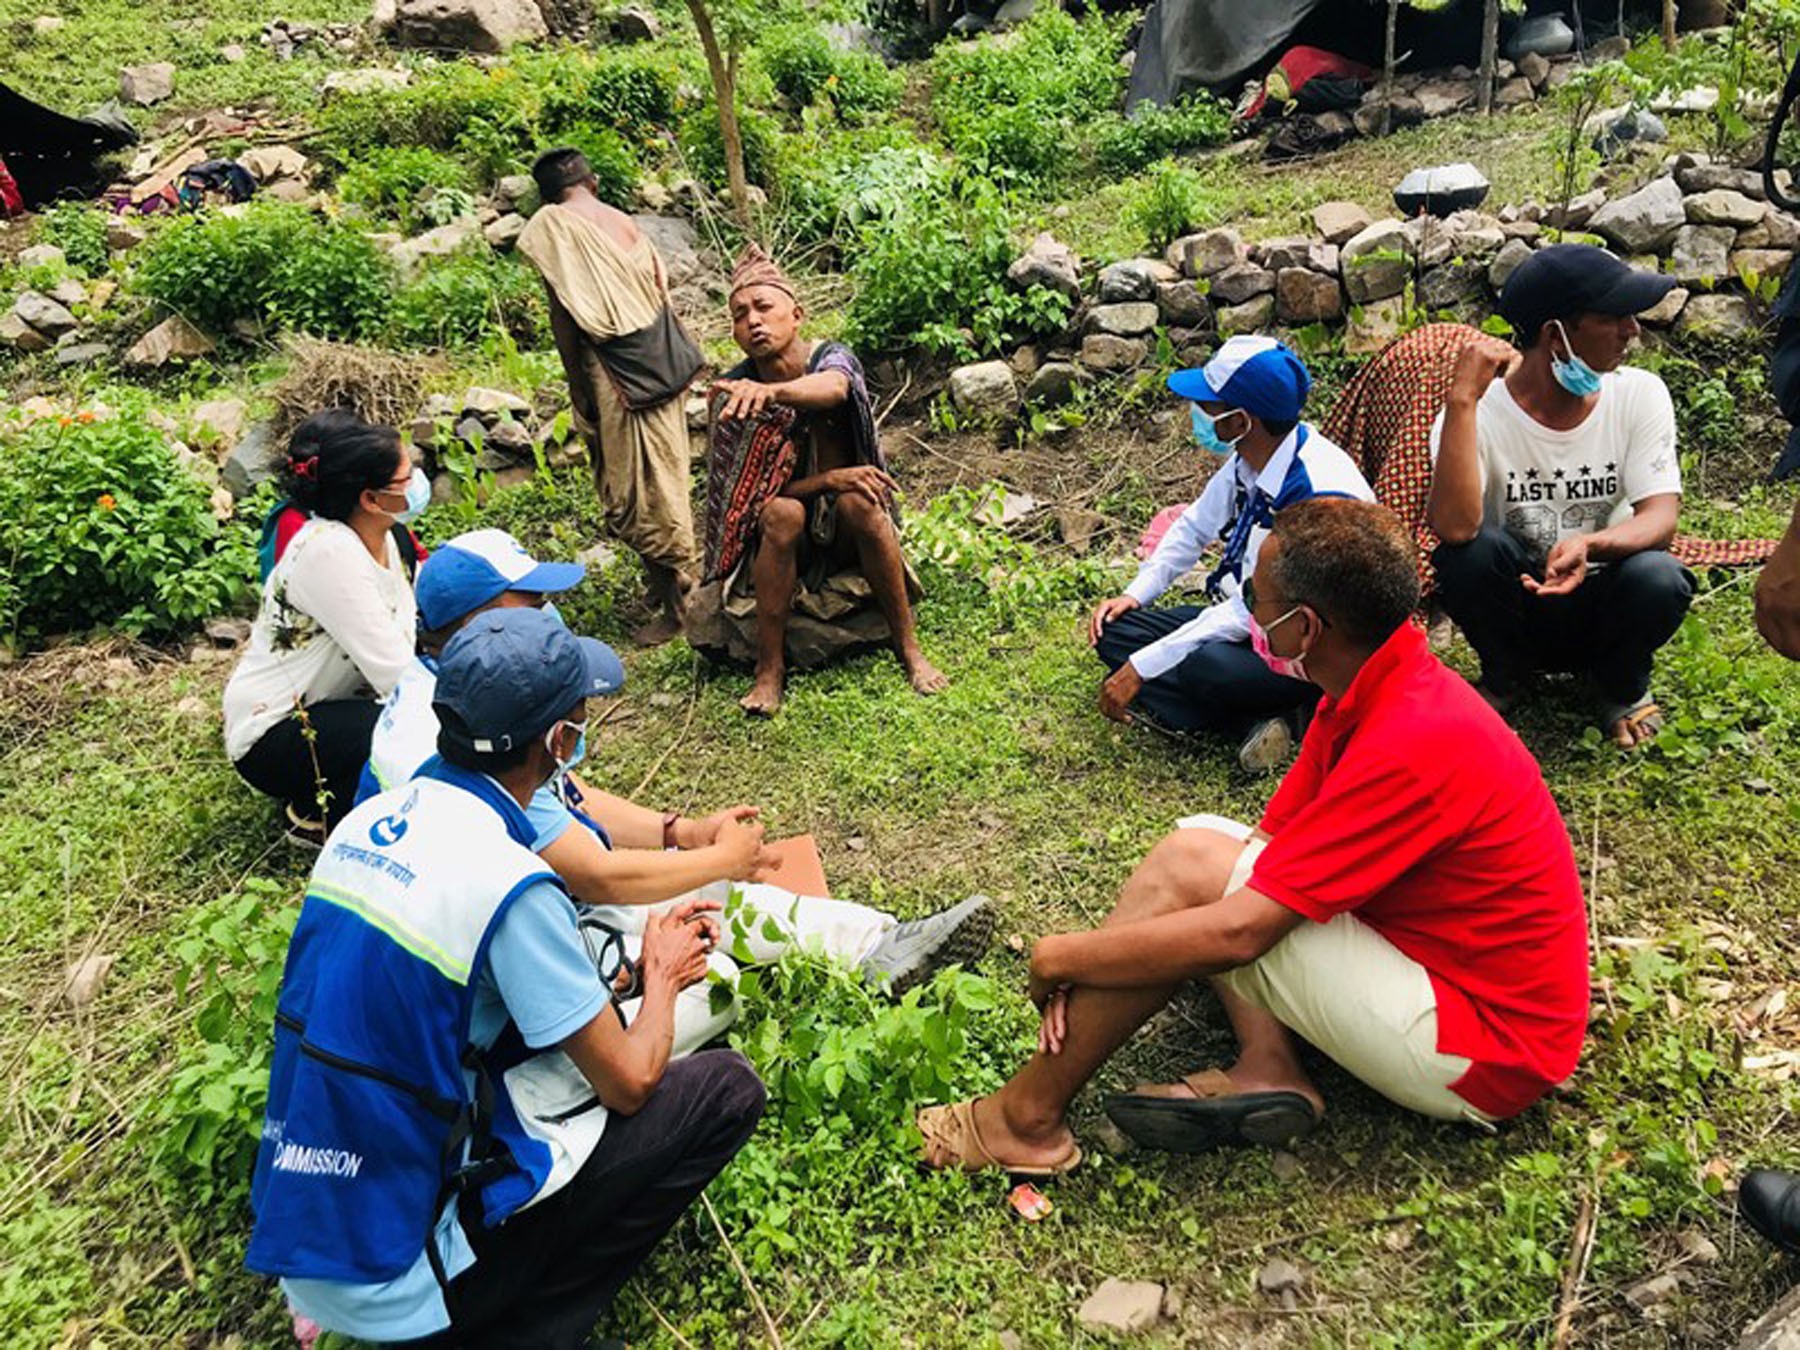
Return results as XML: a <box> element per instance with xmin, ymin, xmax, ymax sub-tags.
<box><xmin>222</xmin><ymin>518</ymin><xmax>418</xmax><ymax>761</ymax></box>
<box><xmin>1123</xmin><ymin>425</ymin><xmax>1373</xmax><ymax>681</ymax></box>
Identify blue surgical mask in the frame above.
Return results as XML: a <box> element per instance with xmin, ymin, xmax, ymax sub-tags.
<box><xmin>1190</xmin><ymin>404</ymin><xmax>1245</xmax><ymax>456</ymax></box>
<box><xmin>397</xmin><ymin>467</ymin><xmax>432</xmax><ymax>523</ymax></box>
<box><xmin>544</xmin><ymin>718</ymin><xmax>587</xmax><ymax>794</ymax></box>
<box><xmin>539</xmin><ymin>599</ymin><xmax>562</xmax><ymax>625</ymax></box>
<box><xmin>1550</xmin><ymin>322</ymin><xmax>1604</xmax><ymax>397</ymax></box>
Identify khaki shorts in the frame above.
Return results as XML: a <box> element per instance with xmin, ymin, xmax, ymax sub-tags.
<box><xmin>1212</xmin><ymin>835</ymin><xmax>1496</xmax><ymax>1127</ymax></box>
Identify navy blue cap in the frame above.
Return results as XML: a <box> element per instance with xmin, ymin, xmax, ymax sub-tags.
<box><xmin>433</xmin><ymin>607</ymin><xmax>624</xmax><ymax>754</ymax></box>
<box><xmin>1498</xmin><ymin>243</ymin><xmax>1675</xmax><ymax>341</ymax></box>
<box><xmin>416</xmin><ymin>528</ymin><xmax>587</xmax><ymax>632</ymax></box>
<box><xmin>1167</xmin><ymin>335</ymin><xmax>1312</xmax><ymax>423</ymax></box>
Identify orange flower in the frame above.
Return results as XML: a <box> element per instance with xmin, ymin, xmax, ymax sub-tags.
<box><xmin>57</xmin><ymin>414</ymin><xmax>73</xmax><ymax>427</ymax></box>
<box><xmin>76</xmin><ymin>411</ymin><xmax>96</xmax><ymax>424</ymax></box>
<box><xmin>97</xmin><ymin>493</ymin><xmax>116</xmax><ymax>511</ymax></box>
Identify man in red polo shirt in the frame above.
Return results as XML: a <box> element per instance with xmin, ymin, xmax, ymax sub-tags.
<box><xmin>916</xmin><ymin>499</ymin><xmax>1589</xmax><ymax>1174</ymax></box>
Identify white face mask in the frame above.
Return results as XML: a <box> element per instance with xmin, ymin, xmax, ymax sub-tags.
<box><xmin>1248</xmin><ymin>606</ymin><xmax>1312</xmax><ymax>684</ymax></box>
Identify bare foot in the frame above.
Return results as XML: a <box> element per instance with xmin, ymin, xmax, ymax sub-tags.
<box><xmin>740</xmin><ymin>666</ymin><xmax>784</xmax><ymax>717</ymax></box>
<box><xmin>901</xmin><ymin>649</ymin><xmax>949</xmax><ymax>696</ymax></box>
<box><xmin>970</xmin><ymin>1094</ymin><xmax>1079</xmax><ymax>1171</ymax></box>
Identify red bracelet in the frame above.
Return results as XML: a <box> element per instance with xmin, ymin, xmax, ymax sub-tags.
<box><xmin>662</xmin><ymin>811</ymin><xmax>680</xmax><ymax>850</ymax></box>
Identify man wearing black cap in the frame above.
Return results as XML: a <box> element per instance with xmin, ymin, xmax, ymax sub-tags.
<box><xmin>246</xmin><ymin>607</ymin><xmax>764</xmax><ymax>1349</ymax></box>
<box><xmin>1427</xmin><ymin>244</ymin><xmax>1695</xmax><ymax>749</ymax></box>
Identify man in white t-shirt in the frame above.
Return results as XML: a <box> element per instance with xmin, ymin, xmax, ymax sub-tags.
<box><xmin>1427</xmin><ymin>245</ymin><xmax>1695</xmax><ymax>749</ymax></box>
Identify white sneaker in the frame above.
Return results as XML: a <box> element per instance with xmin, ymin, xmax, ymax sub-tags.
<box><xmin>1237</xmin><ymin>716</ymin><xmax>1295</xmax><ymax>775</ymax></box>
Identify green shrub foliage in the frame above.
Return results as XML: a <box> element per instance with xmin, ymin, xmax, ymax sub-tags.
<box><xmin>1088</xmin><ymin>97</ymin><xmax>1232</xmax><ymax>175</ymax></box>
<box><xmin>760</xmin><ymin>22</ymin><xmax>903</xmax><ymax>124</ymax></box>
<box><xmin>336</xmin><ymin>146</ymin><xmax>476</xmax><ymax>224</ymax></box>
<box><xmin>390</xmin><ymin>246</ymin><xmax>548</xmax><ymax>350</ymax></box>
<box><xmin>133</xmin><ymin>203</ymin><xmax>393</xmax><ymax>341</ymax></box>
<box><xmin>0</xmin><ymin>404</ymin><xmax>253</xmax><ymax>641</ymax></box>
<box><xmin>42</xmin><ymin>203</ymin><xmax>110</xmax><ymax>276</ymax></box>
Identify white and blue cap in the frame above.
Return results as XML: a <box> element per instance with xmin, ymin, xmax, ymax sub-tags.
<box><xmin>416</xmin><ymin>528</ymin><xmax>588</xmax><ymax>633</ymax></box>
<box><xmin>433</xmin><ymin>607</ymin><xmax>624</xmax><ymax>754</ymax></box>
<box><xmin>1166</xmin><ymin>335</ymin><xmax>1312</xmax><ymax>424</ymax></box>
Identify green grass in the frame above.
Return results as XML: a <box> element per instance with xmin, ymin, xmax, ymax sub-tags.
<box><xmin>4</xmin><ymin>456</ymin><xmax>1800</xmax><ymax>1344</ymax></box>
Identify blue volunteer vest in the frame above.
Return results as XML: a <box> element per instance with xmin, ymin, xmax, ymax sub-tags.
<box><xmin>246</xmin><ymin>760</ymin><xmax>595</xmax><ymax>1286</ymax></box>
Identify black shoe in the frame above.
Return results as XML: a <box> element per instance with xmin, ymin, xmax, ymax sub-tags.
<box><xmin>859</xmin><ymin>895</ymin><xmax>996</xmax><ymax>997</ymax></box>
<box><xmin>1739</xmin><ymin>1169</ymin><xmax>1800</xmax><ymax>1254</ymax></box>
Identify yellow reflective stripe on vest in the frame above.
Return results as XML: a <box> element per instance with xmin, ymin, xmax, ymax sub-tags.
<box><xmin>307</xmin><ymin>879</ymin><xmax>473</xmax><ymax>985</ymax></box>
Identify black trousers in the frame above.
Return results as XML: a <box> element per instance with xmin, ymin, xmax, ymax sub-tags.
<box><xmin>1432</xmin><ymin>527</ymin><xmax>1695</xmax><ymax>708</ymax></box>
<box><xmin>1094</xmin><ymin>605</ymin><xmax>1318</xmax><ymax>739</ymax></box>
<box><xmin>232</xmin><ymin>699</ymin><xmax>379</xmax><ymax>829</ymax></box>
<box><xmin>394</xmin><ymin>1050</ymin><xmax>766</xmax><ymax>1350</ymax></box>
<box><xmin>1771</xmin><ymin>316</ymin><xmax>1800</xmax><ymax>480</ymax></box>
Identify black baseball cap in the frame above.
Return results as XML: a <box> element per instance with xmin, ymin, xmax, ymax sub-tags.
<box><xmin>433</xmin><ymin>607</ymin><xmax>622</xmax><ymax>754</ymax></box>
<box><xmin>1498</xmin><ymin>243</ymin><xmax>1675</xmax><ymax>341</ymax></box>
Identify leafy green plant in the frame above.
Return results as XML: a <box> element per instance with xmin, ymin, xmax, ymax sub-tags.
<box><xmin>336</xmin><ymin>146</ymin><xmax>475</xmax><ymax>226</ymax></box>
<box><xmin>679</xmin><ymin>100</ymin><xmax>779</xmax><ymax>189</ymax></box>
<box><xmin>845</xmin><ymin>176</ymin><xmax>1071</xmax><ymax>358</ymax></box>
<box><xmin>41</xmin><ymin>202</ymin><xmax>110</xmax><ymax>276</ymax></box>
<box><xmin>133</xmin><ymin>201</ymin><xmax>394</xmax><ymax>341</ymax></box>
<box><xmin>1087</xmin><ymin>97</ymin><xmax>1232</xmax><ymax>175</ymax></box>
<box><xmin>390</xmin><ymin>247</ymin><xmax>548</xmax><ymax>350</ymax></box>
<box><xmin>1545</xmin><ymin>60</ymin><xmax>1643</xmax><ymax>218</ymax></box>
<box><xmin>906</xmin><ymin>482</ymin><xmax>1106</xmax><ymax>621</ymax></box>
<box><xmin>0</xmin><ymin>403</ymin><xmax>255</xmax><ymax>642</ymax></box>
<box><xmin>930</xmin><ymin>8</ymin><xmax>1131</xmax><ymax>184</ymax></box>
<box><xmin>150</xmin><ymin>879</ymin><xmax>297</xmax><ymax>1200</ymax></box>
<box><xmin>759</xmin><ymin>21</ymin><xmax>903</xmax><ymax>124</ymax></box>
<box><xmin>1122</xmin><ymin>159</ymin><xmax>1209</xmax><ymax>251</ymax></box>
<box><xmin>546</xmin><ymin>123</ymin><xmax>643</xmax><ymax>207</ymax></box>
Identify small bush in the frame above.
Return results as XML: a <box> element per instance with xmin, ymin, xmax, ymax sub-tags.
<box><xmin>336</xmin><ymin>146</ymin><xmax>475</xmax><ymax>225</ymax></box>
<box><xmin>133</xmin><ymin>202</ymin><xmax>393</xmax><ymax>341</ymax></box>
<box><xmin>760</xmin><ymin>22</ymin><xmax>903</xmax><ymax>124</ymax></box>
<box><xmin>541</xmin><ymin>48</ymin><xmax>682</xmax><ymax>140</ymax></box>
<box><xmin>772</xmin><ymin>133</ymin><xmax>948</xmax><ymax>246</ymax></box>
<box><xmin>42</xmin><ymin>203</ymin><xmax>109</xmax><ymax>276</ymax></box>
<box><xmin>317</xmin><ymin>63</ymin><xmax>531</xmax><ymax>162</ymax></box>
<box><xmin>846</xmin><ymin>176</ymin><xmax>1072</xmax><ymax>359</ymax></box>
<box><xmin>679</xmin><ymin>102</ymin><xmax>780</xmax><ymax>190</ymax></box>
<box><xmin>1122</xmin><ymin>159</ymin><xmax>1210</xmax><ymax>250</ymax></box>
<box><xmin>0</xmin><ymin>403</ymin><xmax>254</xmax><ymax>641</ymax></box>
<box><xmin>390</xmin><ymin>247</ymin><xmax>547</xmax><ymax>350</ymax></box>
<box><xmin>930</xmin><ymin>8</ymin><xmax>1130</xmax><ymax>183</ymax></box>
<box><xmin>1088</xmin><ymin>97</ymin><xmax>1232</xmax><ymax>175</ymax></box>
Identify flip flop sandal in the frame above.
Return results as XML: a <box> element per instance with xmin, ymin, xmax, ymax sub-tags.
<box><xmin>916</xmin><ymin>1099</ymin><xmax>1082</xmax><ymax>1179</ymax></box>
<box><xmin>1103</xmin><ymin>1068</ymin><xmax>1319</xmax><ymax>1154</ymax></box>
<box><xmin>1602</xmin><ymin>697</ymin><xmax>1664</xmax><ymax>748</ymax></box>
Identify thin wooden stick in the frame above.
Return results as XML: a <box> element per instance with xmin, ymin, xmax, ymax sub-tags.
<box><xmin>633</xmin><ymin>1287</ymin><xmax>701</xmax><ymax>1350</ymax></box>
<box><xmin>630</xmin><ymin>660</ymin><xmax>702</xmax><ymax>800</ymax></box>
<box><xmin>1551</xmin><ymin>1185</ymin><xmax>1599</xmax><ymax>1349</ymax></box>
<box><xmin>701</xmin><ymin>1193</ymin><xmax>784</xmax><ymax>1347</ymax></box>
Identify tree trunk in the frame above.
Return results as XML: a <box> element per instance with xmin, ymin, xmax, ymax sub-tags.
<box><xmin>1379</xmin><ymin>0</ymin><xmax>1399</xmax><ymax>136</ymax></box>
<box><xmin>1478</xmin><ymin>0</ymin><xmax>1499</xmax><ymax>114</ymax></box>
<box><xmin>1662</xmin><ymin>0</ymin><xmax>1677</xmax><ymax>48</ymax></box>
<box><xmin>927</xmin><ymin>0</ymin><xmax>948</xmax><ymax>35</ymax></box>
<box><xmin>684</xmin><ymin>0</ymin><xmax>752</xmax><ymax>232</ymax></box>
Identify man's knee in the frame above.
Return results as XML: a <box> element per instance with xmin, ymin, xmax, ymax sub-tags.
<box><xmin>834</xmin><ymin>491</ymin><xmax>890</xmax><ymax>537</ymax></box>
<box><xmin>758</xmin><ymin>497</ymin><xmax>805</xmax><ymax>548</ymax></box>
<box><xmin>1613</xmin><ymin>550</ymin><xmax>1696</xmax><ymax>625</ymax></box>
<box><xmin>692</xmin><ymin>1049</ymin><xmax>767</xmax><ymax>1135</ymax></box>
<box><xmin>1431</xmin><ymin>527</ymin><xmax>1512</xmax><ymax>592</ymax></box>
<box><xmin>1113</xmin><ymin>828</ymin><xmax>1244</xmax><ymax>922</ymax></box>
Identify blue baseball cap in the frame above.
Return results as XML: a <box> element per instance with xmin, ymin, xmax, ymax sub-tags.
<box><xmin>433</xmin><ymin>607</ymin><xmax>624</xmax><ymax>754</ymax></box>
<box><xmin>415</xmin><ymin>528</ymin><xmax>588</xmax><ymax>633</ymax></box>
<box><xmin>1167</xmin><ymin>335</ymin><xmax>1312</xmax><ymax>424</ymax></box>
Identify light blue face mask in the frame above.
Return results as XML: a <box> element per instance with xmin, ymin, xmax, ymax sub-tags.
<box><xmin>1190</xmin><ymin>404</ymin><xmax>1246</xmax><ymax>456</ymax></box>
<box><xmin>544</xmin><ymin>718</ymin><xmax>588</xmax><ymax>794</ymax></box>
<box><xmin>386</xmin><ymin>467</ymin><xmax>432</xmax><ymax>524</ymax></box>
<box><xmin>1550</xmin><ymin>321</ymin><xmax>1604</xmax><ymax>397</ymax></box>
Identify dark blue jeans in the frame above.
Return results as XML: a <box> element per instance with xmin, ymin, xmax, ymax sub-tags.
<box><xmin>1771</xmin><ymin>317</ymin><xmax>1800</xmax><ymax>480</ymax></box>
<box><xmin>1432</xmin><ymin>527</ymin><xmax>1695</xmax><ymax>707</ymax></box>
<box><xmin>1094</xmin><ymin>605</ymin><xmax>1318</xmax><ymax>739</ymax></box>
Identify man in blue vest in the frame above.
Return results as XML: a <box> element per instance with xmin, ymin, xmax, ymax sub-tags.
<box><xmin>1090</xmin><ymin>336</ymin><xmax>1374</xmax><ymax>772</ymax></box>
<box><xmin>246</xmin><ymin>606</ymin><xmax>765</xmax><ymax>1348</ymax></box>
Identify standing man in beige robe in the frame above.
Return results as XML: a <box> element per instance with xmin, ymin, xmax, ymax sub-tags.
<box><xmin>520</xmin><ymin>148</ymin><xmax>702</xmax><ymax>645</ymax></box>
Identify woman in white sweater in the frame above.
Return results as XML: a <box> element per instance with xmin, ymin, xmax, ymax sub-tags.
<box><xmin>223</xmin><ymin>410</ymin><xmax>427</xmax><ymax>840</ymax></box>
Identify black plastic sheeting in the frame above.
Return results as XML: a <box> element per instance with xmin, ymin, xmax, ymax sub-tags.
<box><xmin>1124</xmin><ymin>0</ymin><xmax>1587</xmax><ymax>113</ymax></box>
<box><xmin>0</xmin><ymin>83</ymin><xmax>138</xmax><ymax>208</ymax></box>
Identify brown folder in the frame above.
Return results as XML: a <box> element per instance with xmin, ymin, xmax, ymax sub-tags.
<box><xmin>763</xmin><ymin>834</ymin><xmax>829</xmax><ymax>898</ymax></box>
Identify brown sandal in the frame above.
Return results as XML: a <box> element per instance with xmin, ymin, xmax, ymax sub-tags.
<box><xmin>1605</xmin><ymin>698</ymin><xmax>1664</xmax><ymax>749</ymax></box>
<box><xmin>915</xmin><ymin>1099</ymin><xmax>1082</xmax><ymax>1177</ymax></box>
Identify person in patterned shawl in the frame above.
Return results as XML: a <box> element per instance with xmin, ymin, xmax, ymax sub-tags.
<box><xmin>699</xmin><ymin>244</ymin><xmax>946</xmax><ymax>715</ymax></box>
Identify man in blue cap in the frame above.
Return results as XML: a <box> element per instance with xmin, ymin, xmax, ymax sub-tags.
<box><xmin>362</xmin><ymin>528</ymin><xmax>995</xmax><ymax>1027</ymax></box>
<box><xmin>1427</xmin><ymin>243</ymin><xmax>1693</xmax><ymax>750</ymax></box>
<box><xmin>247</xmin><ymin>606</ymin><xmax>766</xmax><ymax>1348</ymax></box>
<box><xmin>1090</xmin><ymin>335</ymin><xmax>1373</xmax><ymax>771</ymax></box>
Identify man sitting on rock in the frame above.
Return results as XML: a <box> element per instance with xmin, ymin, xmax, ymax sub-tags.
<box><xmin>690</xmin><ymin>244</ymin><xmax>946</xmax><ymax>716</ymax></box>
<box><xmin>1091</xmin><ymin>336</ymin><xmax>1373</xmax><ymax>772</ymax></box>
<box><xmin>1427</xmin><ymin>244</ymin><xmax>1694</xmax><ymax>749</ymax></box>
<box><xmin>917</xmin><ymin>500</ymin><xmax>1589</xmax><ymax>1176</ymax></box>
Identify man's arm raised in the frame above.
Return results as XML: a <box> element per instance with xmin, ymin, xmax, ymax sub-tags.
<box><xmin>1427</xmin><ymin>336</ymin><xmax>1517</xmax><ymax>545</ymax></box>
